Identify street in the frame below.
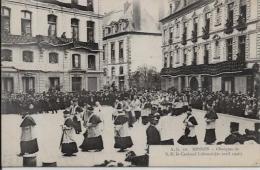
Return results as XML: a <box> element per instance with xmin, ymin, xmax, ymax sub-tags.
<box><xmin>2</xmin><ymin>107</ymin><xmax>260</xmax><ymax>167</ymax></box>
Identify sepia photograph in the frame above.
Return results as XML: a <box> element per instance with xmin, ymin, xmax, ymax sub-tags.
<box><xmin>1</xmin><ymin>0</ymin><xmax>260</xmax><ymax>168</ymax></box>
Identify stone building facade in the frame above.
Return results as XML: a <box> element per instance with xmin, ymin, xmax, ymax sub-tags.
<box><xmin>1</xmin><ymin>0</ymin><xmax>104</xmax><ymax>93</ymax></box>
<box><xmin>102</xmin><ymin>0</ymin><xmax>163</xmax><ymax>91</ymax></box>
<box><xmin>160</xmin><ymin>0</ymin><xmax>260</xmax><ymax>94</ymax></box>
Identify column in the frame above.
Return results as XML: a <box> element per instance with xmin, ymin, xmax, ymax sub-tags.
<box><xmin>185</xmin><ymin>76</ymin><xmax>189</xmax><ymax>89</ymax></box>
<box><xmin>198</xmin><ymin>75</ymin><xmax>202</xmax><ymax>91</ymax></box>
<box><xmin>178</xmin><ymin>76</ymin><xmax>182</xmax><ymax>92</ymax></box>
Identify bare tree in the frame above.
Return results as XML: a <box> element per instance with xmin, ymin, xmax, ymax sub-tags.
<box><xmin>130</xmin><ymin>65</ymin><xmax>161</xmax><ymax>90</ymax></box>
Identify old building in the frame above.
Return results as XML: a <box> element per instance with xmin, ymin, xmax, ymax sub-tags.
<box><xmin>102</xmin><ymin>0</ymin><xmax>163</xmax><ymax>91</ymax></box>
<box><xmin>160</xmin><ymin>0</ymin><xmax>260</xmax><ymax>94</ymax></box>
<box><xmin>1</xmin><ymin>0</ymin><xmax>104</xmax><ymax>93</ymax></box>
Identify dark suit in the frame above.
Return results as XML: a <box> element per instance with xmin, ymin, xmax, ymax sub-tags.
<box><xmin>146</xmin><ymin>125</ymin><xmax>161</xmax><ymax>145</ymax></box>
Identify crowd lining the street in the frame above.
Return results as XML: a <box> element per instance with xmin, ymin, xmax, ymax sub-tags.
<box><xmin>2</xmin><ymin>89</ymin><xmax>259</xmax><ymax>120</ymax></box>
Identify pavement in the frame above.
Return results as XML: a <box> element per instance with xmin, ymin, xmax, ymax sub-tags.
<box><xmin>2</xmin><ymin>106</ymin><xmax>260</xmax><ymax>167</ymax></box>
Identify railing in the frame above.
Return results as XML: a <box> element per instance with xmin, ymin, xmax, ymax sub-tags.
<box><xmin>161</xmin><ymin>60</ymin><xmax>246</xmax><ymax>76</ymax></box>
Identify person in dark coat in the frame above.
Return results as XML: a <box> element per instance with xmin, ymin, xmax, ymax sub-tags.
<box><xmin>204</xmin><ymin>103</ymin><xmax>218</xmax><ymax>144</ymax></box>
<box><xmin>73</xmin><ymin>107</ymin><xmax>83</xmax><ymax>134</ymax></box>
<box><xmin>243</xmin><ymin>123</ymin><xmax>260</xmax><ymax>144</ymax></box>
<box><xmin>18</xmin><ymin>112</ymin><xmax>39</xmax><ymax>156</ymax></box>
<box><xmin>177</xmin><ymin>108</ymin><xmax>198</xmax><ymax>145</ymax></box>
<box><xmin>217</xmin><ymin>122</ymin><xmax>244</xmax><ymax>145</ymax></box>
<box><xmin>146</xmin><ymin>113</ymin><xmax>161</xmax><ymax>145</ymax></box>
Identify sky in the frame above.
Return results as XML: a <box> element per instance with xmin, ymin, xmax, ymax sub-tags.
<box><xmin>101</xmin><ymin>0</ymin><xmax>126</xmax><ymax>14</ymax></box>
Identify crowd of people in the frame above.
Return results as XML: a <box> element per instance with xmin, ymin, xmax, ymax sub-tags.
<box><xmin>2</xmin><ymin>88</ymin><xmax>259</xmax><ymax>120</ymax></box>
<box><xmin>17</xmin><ymin>88</ymin><xmax>260</xmax><ymax>166</ymax></box>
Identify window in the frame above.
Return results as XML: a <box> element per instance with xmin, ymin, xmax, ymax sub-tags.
<box><xmin>111</xmin><ymin>43</ymin><xmax>115</xmax><ymax>63</ymax></box>
<box><xmin>87</xmin><ymin>0</ymin><xmax>93</xmax><ymax>11</ymax></box>
<box><xmin>1</xmin><ymin>49</ymin><xmax>12</xmax><ymax>62</ymax></box>
<box><xmin>228</xmin><ymin>3</ymin><xmax>234</xmax><ymax>26</ymax></box>
<box><xmin>71</xmin><ymin>18</ymin><xmax>79</xmax><ymax>40</ymax></box>
<box><xmin>183</xmin><ymin>49</ymin><xmax>187</xmax><ymax>65</ymax></box>
<box><xmin>169</xmin><ymin>27</ymin><xmax>173</xmax><ymax>41</ymax></box>
<box><xmin>176</xmin><ymin>22</ymin><xmax>180</xmax><ymax>38</ymax></box>
<box><xmin>176</xmin><ymin>49</ymin><xmax>180</xmax><ymax>64</ymax></box>
<box><xmin>204</xmin><ymin>44</ymin><xmax>210</xmax><ymax>64</ymax></box>
<box><xmin>226</xmin><ymin>38</ymin><xmax>233</xmax><ymax>61</ymax></box>
<box><xmin>48</xmin><ymin>15</ymin><xmax>57</xmax><ymax>37</ymax></box>
<box><xmin>49</xmin><ymin>52</ymin><xmax>58</xmax><ymax>64</ymax></box>
<box><xmin>23</xmin><ymin>51</ymin><xmax>33</xmax><ymax>62</ymax></box>
<box><xmin>239</xmin><ymin>4</ymin><xmax>247</xmax><ymax>23</ymax></box>
<box><xmin>163</xmin><ymin>29</ymin><xmax>167</xmax><ymax>43</ymax></box>
<box><xmin>22</xmin><ymin>77</ymin><xmax>35</xmax><ymax>93</ymax></box>
<box><xmin>193</xmin><ymin>46</ymin><xmax>198</xmax><ymax>65</ymax></box>
<box><xmin>170</xmin><ymin>52</ymin><xmax>173</xmax><ymax>67</ymax></box>
<box><xmin>1</xmin><ymin>7</ymin><xmax>10</xmax><ymax>33</ymax></box>
<box><xmin>1</xmin><ymin>77</ymin><xmax>14</xmax><ymax>93</ymax></box>
<box><xmin>72</xmin><ymin>54</ymin><xmax>81</xmax><ymax>68</ymax></box>
<box><xmin>21</xmin><ymin>11</ymin><xmax>32</xmax><ymax>35</ymax></box>
<box><xmin>49</xmin><ymin>77</ymin><xmax>60</xmax><ymax>87</ymax></box>
<box><xmin>193</xmin><ymin>17</ymin><xmax>198</xmax><ymax>34</ymax></box>
<box><xmin>214</xmin><ymin>41</ymin><xmax>220</xmax><ymax>59</ymax></box>
<box><xmin>215</xmin><ymin>7</ymin><xmax>221</xmax><ymax>25</ymax></box>
<box><xmin>205</xmin><ymin>12</ymin><xmax>211</xmax><ymax>31</ymax></box>
<box><xmin>164</xmin><ymin>55</ymin><xmax>168</xmax><ymax>68</ymax></box>
<box><xmin>103</xmin><ymin>45</ymin><xmax>106</xmax><ymax>60</ymax></box>
<box><xmin>111</xmin><ymin>67</ymin><xmax>115</xmax><ymax>77</ymax></box>
<box><xmin>119</xmin><ymin>41</ymin><xmax>124</xmax><ymax>62</ymax></box>
<box><xmin>87</xmin><ymin>21</ymin><xmax>95</xmax><ymax>42</ymax></box>
<box><xmin>119</xmin><ymin>66</ymin><xmax>124</xmax><ymax>75</ymax></box>
<box><xmin>238</xmin><ymin>35</ymin><xmax>246</xmax><ymax>61</ymax></box>
<box><xmin>88</xmin><ymin>55</ymin><xmax>96</xmax><ymax>70</ymax></box>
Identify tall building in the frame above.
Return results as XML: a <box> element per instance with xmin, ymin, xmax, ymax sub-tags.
<box><xmin>1</xmin><ymin>0</ymin><xmax>104</xmax><ymax>93</ymax></box>
<box><xmin>102</xmin><ymin>0</ymin><xmax>163</xmax><ymax>91</ymax></box>
<box><xmin>160</xmin><ymin>0</ymin><xmax>260</xmax><ymax>94</ymax></box>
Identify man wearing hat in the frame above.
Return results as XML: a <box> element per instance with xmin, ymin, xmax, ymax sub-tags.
<box><xmin>60</xmin><ymin>110</ymin><xmax>78</xmax><ymax>156</ymax></box>
<box><xmin>79</xmin><ymin>106</ymin><xmax>104</xmax><ymax>152</ymax></box>
<box><xmin>73</xmin><ymin>106</ymin><xmax>83</xmax><ymax>134</ymax></box>
<box><xmin>218</xmin><ymin>122</ymin><xmax>244</xmax><ymax>145</ymax></box>
<box><xmin>204</xmin><ymin>103</ymin><xmax>218</xmax><ymax>144</ymax></box>
<box><xmin>244</xmin><ymin>123</ymin><xmax>260</xmax><ymax>144</ymax></box>
<box><xmin>146</xmin><ymin>113</ymin><xmax>161</xmax><ymax>145</ymax></box>
<box><xmin>177</xmin><ymin>108</ymin><xmax>198</xmax><ymax>145</ymax></box>
<box><xmin>114</xmin><ymin>105</ymin><xmax>133</xmax><ymax>152</ymax></box>
<box><xmin>18</xmin><ymin>112</ymin><xmax>39</xmax><ymax>156</ymax></box>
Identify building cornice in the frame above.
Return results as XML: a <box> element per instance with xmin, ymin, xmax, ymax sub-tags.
<box><xmin>103</xmin><ymin>31</ymin><xmax>162</xmax><ymax>40</ymax></box>
<box><xmin>4</xmin><ymin>0</ymin><xmax>104</xmax><ymax>18</ymax></box>
<box><xmin>160</xmin><ymin>0</ymin><xmax>215</xmax><ymax>24</ymax></box>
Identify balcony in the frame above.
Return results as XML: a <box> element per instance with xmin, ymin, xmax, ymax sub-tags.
<box><xmin>1</xmin><ymin>33</ymin><xmax>99</xmax><ymax>51</ymax></box>
<box><xmin>224</xmin><ymin>18</ymin><xmax>233</xmax><ymax>34</ymax></box>
<box><xmin>34</xmin><ymin>0</ymin><xmax>93</xmax><ymax>11</ymax></box>
<box><xmin>202</xmin><ymin>26</ymin><xmax>209</xmax><ymax>40</ymax></box>
<box><xmin>191</xmin><ymin>30</ymin><xmax>197</xmax><ymax>43</ymax></box>
<box><xmin>236</xmin><ymin>15</ymin><xmax>247</xmax><ymax>31</ymax></box>
<box><xmin>161</xmin><ymin>60</ymin><xmax>247</xmax><ymax>76</ymax></box>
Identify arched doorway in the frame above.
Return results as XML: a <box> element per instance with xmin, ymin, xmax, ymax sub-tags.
<box><xmin>190</xmin><ymin>77</ymin><xmax>199</xmax><ymax>91</ymax></box>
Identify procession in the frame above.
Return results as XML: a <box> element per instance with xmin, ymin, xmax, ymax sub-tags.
<box><xmin>2</xmin><ymin>88</ymin><xmax>260</xmax><ymax>167</ymax></box>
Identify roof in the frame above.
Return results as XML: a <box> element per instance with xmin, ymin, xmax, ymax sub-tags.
<box><xmin>33</xmin><ymin>0</ymin><xmax>93</xmax><ymax>11</ymax></box>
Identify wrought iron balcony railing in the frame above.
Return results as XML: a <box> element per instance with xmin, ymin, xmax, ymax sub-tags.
<box><xmin>161</xmin><ymin>60</ymin><xmax>246</xmax><ymax>76</ymax></box>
